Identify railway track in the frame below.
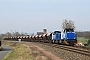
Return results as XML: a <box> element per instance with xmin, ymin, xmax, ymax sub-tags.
<box><xmin>33</xmin><ymin>42</ymin><xmax>90</xmax><ymax>56</ymax></box>
<box><xmin>3</xmin><ymin>39</ymin><xmax>90</xmax><ymax>56</ymax></box>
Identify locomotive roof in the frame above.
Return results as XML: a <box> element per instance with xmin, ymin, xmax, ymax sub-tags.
<box><xmin>64</xmin><ymin>28</ymin><xmax>74</xmax><ymax>32</ymax></box>
<box><xmin>54</xmin><ymin>31</ymin><xmax>61</xmax><ymax>33</ymax></box>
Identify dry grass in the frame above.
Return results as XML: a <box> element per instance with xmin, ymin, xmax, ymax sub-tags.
<box><xmin>2</xmin><ymin>40</ymin><xmax>50</xmax><ymax>60</ymax></box>
<box><xmin>3</xmin><ymin>44</ymin><xmax>34</xmax><ymax>60</ymax></box>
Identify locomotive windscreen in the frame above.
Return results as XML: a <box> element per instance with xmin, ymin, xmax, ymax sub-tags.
<box><xmin>64</xmin><ymin>28</ymin><xmax>74</xmax><ymax>32</ymax></box>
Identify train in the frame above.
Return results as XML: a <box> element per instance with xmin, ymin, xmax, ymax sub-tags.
<box><xmin>52</xmin><ymin>28</ymin><xmax>77</xmax><ymax>46</ymax></box>
<box><xmin>4</xmin><ymin>28</ymin><xmax>77</xmax><ymax>46</ymax></box>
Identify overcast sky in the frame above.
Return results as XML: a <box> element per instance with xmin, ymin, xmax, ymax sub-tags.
<box><xmin>0</xmin><ymin>0</ymin><xmax>90</xmax><ymax>34</ymax></box>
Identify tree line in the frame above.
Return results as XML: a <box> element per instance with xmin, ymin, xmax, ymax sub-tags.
<box><xmin>0</xmin><ymin>19</ymin><xmax>90</xmax><ymax>40</ymax></box>
<box><xmin>76</xmin><ymin>31</ymin><xmax>90</xmax><ymax>39</ymax></box>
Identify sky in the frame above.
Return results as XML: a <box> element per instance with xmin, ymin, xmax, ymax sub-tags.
<box><xmin>0</xmin><ymin>0</ymin><xmax>90</xmax><ymax>34</ymax></box>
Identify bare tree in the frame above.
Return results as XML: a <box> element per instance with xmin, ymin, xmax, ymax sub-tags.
<box><xmin>62</xmin><ymin>19</ymin><xmax>75</xmax><ymax>30</ymax></box>
<box><xmin>6</xmin><ymin>32</ymin><xmax>11</xmax><ymax>36</ymax></box>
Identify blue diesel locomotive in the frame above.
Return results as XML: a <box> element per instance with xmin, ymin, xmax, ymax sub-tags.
<box><xmin>52</xmin><ymin>28</ymin><xmax>77</xmax><ymax>46</ymax></box>
<box><xmin>4</xmin><ymin>28</ymin><xmax>77</xmax><ymax>46</ymax></box>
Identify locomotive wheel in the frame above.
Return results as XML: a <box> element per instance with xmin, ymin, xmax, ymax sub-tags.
<box><xmin>69</xmin><ymin>41</ymin><xmax>74</xmax><ymax>46</ymax></box>
<box><xmin>58</xmin><ymin>40</ymin><xmax>60</xmax><ymax>44</ymax></box>
<box><xmin>51</xmin><ymin>40</ymin><xmax>53</xmax><ymax>43</ymax></box>
<box><xmin>53</xmin><ymin>40</ymin><xmax>55</xmax><ymax>43</ymax></box>
<box><xmin>58</xmin><ymin>40</ymin><xmax>61</xmax><ymax>44</ymax></box>
<box><xmin>61</xmin><ymin>40</ymin><xmax>64</xmax><ymax>44</ymax></box>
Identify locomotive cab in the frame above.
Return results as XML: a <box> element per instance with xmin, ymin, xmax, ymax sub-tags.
<box><xmin>64</xmin><ymin>28</ymin><xmax>77</xmax><ymax>40</ymax></box>
<box><xmin>63</xmin><ymin>28</ymin><xmax>77</xmax><ymax>46</ymax></box>
<box><xmin>52</xmin><ymin>31</ymin><xmax>61</xmax><ymax>43</ymax></box>
<box><xmin>53</xmin><ymin>31</ymin><xmax>61</xmax><ymax>40</ymax></box>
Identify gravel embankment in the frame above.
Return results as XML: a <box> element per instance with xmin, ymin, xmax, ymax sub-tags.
<box><xmin>33</xmin><ymin>42</ymin><xmax>90</xmax><ymax>60</ymax></box>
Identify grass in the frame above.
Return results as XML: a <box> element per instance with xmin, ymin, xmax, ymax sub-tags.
<box><xmin>3</xmin><ymin>43</ymin><xmax>35</xmax><ymax>60</ymax></box>
<box><xmin>77</xmin><ymin>37</ymin><xmax>88</xmax><ymax>44</ymax></box>
<box><xmin>78</xmin><ymin>37</ymin><xmax>90</xmax><ymax>49</ymax></box>
<box><xmin>2</xmin><ymin>41</ymin><xmax>50</xmax><ymax>60</ymax></box>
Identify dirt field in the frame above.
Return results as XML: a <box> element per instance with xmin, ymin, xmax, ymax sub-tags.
<box><xmin>2</xmin><ymin>40</ymin><xmax>62</xmax><ymax>60</ymax></box>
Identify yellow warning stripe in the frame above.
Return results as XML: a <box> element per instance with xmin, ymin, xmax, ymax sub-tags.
<box><xmin>64</xmin><ymin>41</ymin><xmax>69</xmax><ymax>45</ymax></box>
